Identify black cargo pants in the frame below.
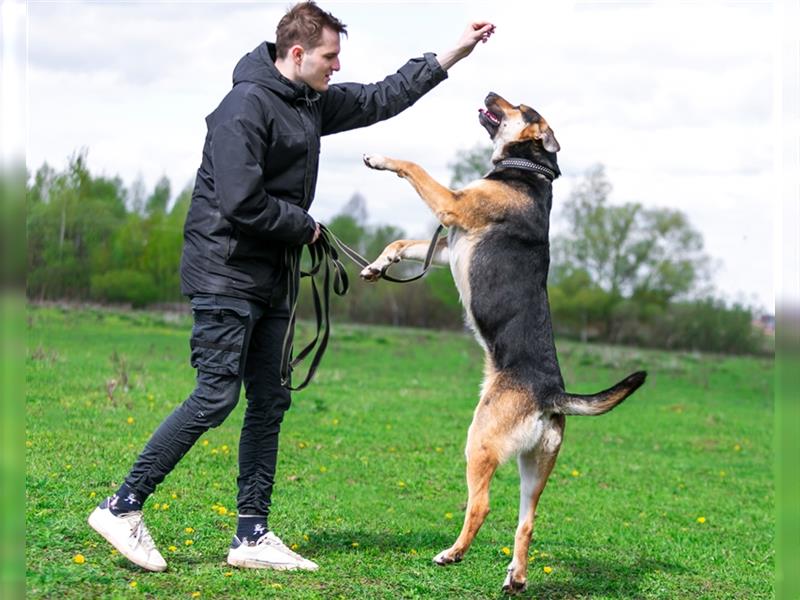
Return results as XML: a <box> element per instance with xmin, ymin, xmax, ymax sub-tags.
<box><xmin>124</xmin><ymin>294</ymin><xmax>291</xmax><ymax>515</ymax></box>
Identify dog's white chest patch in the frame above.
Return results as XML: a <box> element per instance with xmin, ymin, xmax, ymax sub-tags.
<box><xmin>448</xmin><ymin>228</ymin><xmax>485</xmax><ymax>348</ymax></box>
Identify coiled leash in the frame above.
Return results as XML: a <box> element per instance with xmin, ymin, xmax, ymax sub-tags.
<box><xmin>280</xmin><ymin>223</ymin><xmax>445</xmax><ymax>391</ymax></box>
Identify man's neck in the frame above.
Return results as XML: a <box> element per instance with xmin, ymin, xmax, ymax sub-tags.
<box><xmin>274</xmin><ymin>56</ymin><xmax>299</xmax><ymax>83</ymax></box>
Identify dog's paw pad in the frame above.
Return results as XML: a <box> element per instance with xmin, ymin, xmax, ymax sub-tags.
<box><xmin>359</xmin><ymin>265</ymin><xmax>382</xmax><ymax>281</ymax></box>
<box><xmin>362</xmin><ymin>154</ymin><xmax>388</xmax><ymax>170</ymax></box>
<box><xmin>432</xmin><ymin>550</ymin><xmax>461</xmax><ymax>566</ymax></box>
<box><xmin>502</xmin><ymin>571</ymin><xmax>527</xmax><ymax>595</ymax></box>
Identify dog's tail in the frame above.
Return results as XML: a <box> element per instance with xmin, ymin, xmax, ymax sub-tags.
<box><xmin>550</xmin><ymin>371</ymin><xmax>647</xmax><ymax>416</ymax></box>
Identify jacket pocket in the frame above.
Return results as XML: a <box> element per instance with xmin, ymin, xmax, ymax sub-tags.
<box><xmin>189</xmin><ymin>306</ymin><xmax>249</xmax><ymax>377</ymax></box>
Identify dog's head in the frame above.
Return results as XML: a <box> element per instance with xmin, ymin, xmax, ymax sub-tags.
<box><xmin>479</xmin><ymin>92</ymin><xmax>560</xmax><ymax>163</ymax></box>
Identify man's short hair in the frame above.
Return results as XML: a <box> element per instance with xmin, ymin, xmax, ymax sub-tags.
<box><xmin>276</xmin><ymin>2</ymin><xmax>348</xmax><ymax>59</ymax></box>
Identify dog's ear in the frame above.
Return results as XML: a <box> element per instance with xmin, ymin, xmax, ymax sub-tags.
<box><xmin>538</xmin><ymin>124</ymin><xmax>560</xmax><ymax>153</ymax></box>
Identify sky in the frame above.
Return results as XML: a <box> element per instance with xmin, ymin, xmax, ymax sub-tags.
<box><xmin>24</xmin><ymin>0</ymin><xmax>794</xmax><ymax>313</ymax></box>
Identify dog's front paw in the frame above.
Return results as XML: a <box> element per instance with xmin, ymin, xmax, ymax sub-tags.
<box><xmin>359</xmin><ymin>264</ymin><xmax>383</xmax><ymax>282</ymax></box>
<box><xmin>432</xmin><ymin>549</ymin><xmax>463</xmax><ymax>566</ymax></box>
<box><xmin>362</xmin><ymin>153</ymin><xmax>390</xmax><ymax>171</ymax></box>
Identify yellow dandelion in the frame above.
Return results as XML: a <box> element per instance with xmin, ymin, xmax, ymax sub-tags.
<box><xmin>697</xmin><ymin>516</ymin><xmax>707</xmax><ymax>524</ymax></box>
<box><xmin>73</xmin><ymin>553</ymin><xmax>86</xmax><ymax>564</ymax></box>
<box><xmin>445</xmin><ymin>512</ymin><xmax>453</xmax><ymax>520</ymax></box>
<box><xmin>152</xmin><ymin>503</ymin><xmax>161</xmax><ymax>510</ymax></box>
<box><xmin>171</xmin><ymin>493</ymin><xmax>178</xmax><ymax>499</ymax></box>
<box><xmin>127</xmin><ymin>416</ymin><xmax>135</xmax><ymax>425</ymax></box>
<box><xmin>332</xmin><ymin>418</ymin><xmax>339</xmax><ymax>426</ymax></box>
<box><xmin>291</xmin><ymin>543</ymin><xmax>299</xmax><ymax>550</ymax></box>
<box><xmin>26</xmin><ymin>440</ymin><xmax>33</xmax><ymax>448</ymax></box>
<box><xmin>130</xmin><ymin>581</ymin><xmax>138</xmax><ymax>588</ymax></box>
<box><xmin>543</xmin><ymin>566</ymin><xmax>553</xmax><ymax>574</ymax></box>
<box><xmin>351</xmin><ymin>542</ymin><xmax>359</xmax><ymax>548</ymax></box>
<box><xmin>571</xmin><ymin>469</ymin><xmax>580</xmax><ymax>477</ymax></box>
<box><xmin>221</xmin><ymin>445</ymin><xmax>229</xmax><ymax>452</ymax></box>
<box><xmin>397</xmin><ymin>480</ymin><xmax>406</xmax><ymax>488</ymax></box>
<box><xmin>185</xmin><ymin>527</ymin><xmax>194</xmax><ymax>534</ymax></box>
<box><xmin>435</xmin><ymin>447</ymin><xmax>443</xmax><ymax>453</ymax></box>
<box><xmin>319</xmin><ymin>466</ymin><xmax>328</xmax><ymax>473</ymax></box>
<box><xmin>224</xmin><ymin>571</ymin><xmax>233</xmax><ymax>577</ymax></box>
<box><xmin>211</xmin><ymin>449</ymin><xmax>218</xmax><ymax>455</ymax></box>
<box><xmin>89</xmin><ymin>491</ymin><xmax>96</xmax><ymax>499</ymax></box>
<box><xmin>303</xmin><ymin>534</ymin><xmax>309</xmax><ymax>541</ymax></box>
<box><xmin>161</xmin><ymin>503</ymin><xmax>169</xmax><ymax>510</ymax></box>
<box><xmin>168</xmin><ymin>545</ymin><xmax>177</xmax><ymax>552</ymax></box>
<box><xmin>270</xmin><ymin>583</ymin><xmax>283</xmax><ymax>590</ymax></box>
<box><xmin>218</xmin><ymin>507</ymin><xmax>228</xmax><ymax>516</ymax></box>
<box><xmin>147</xmin><ymin>393</ymin><xmax>155</xmax><ymax>401</ymax></box>
<box><xmin>734</xmin><ymin>444</ymin><xmax>741</xmax><ymax>452</ymax></box>
<box><xmin>185</xmin><ymin>539</ymin><xmax>194</xmax><ymax>546</ymax></box>
<box><xmin>202</xmin><ymin>440</ymin><xmax>209</xmax><ymax>446</ymax></box>
<box><xmin>298</xmin><ymin>441</ymin><xmax>307</xmax><ymax>449</ymax></box>
<box><xmin>110</xmin><ymin>549</ymin><xmax>118</xmax><ymax>555</ymax></box>
<box><xmin>501</xmin><ymin>547</ymin><xmax>511</xmax><ymax>556</ymax></box>
<box><xmin>191</xmin><ymin>593</ymin><xmax>200</xmax><ymax>598</ymax></box>
<box><xmin>409</xmin><ymin>549</ymin><xmax>418</xmax><ymax>555</ymax></box>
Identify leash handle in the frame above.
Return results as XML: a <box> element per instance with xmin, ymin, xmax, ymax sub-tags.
<box><xmin>280</xmin><ymin>224</ymin><xmax>348</xmax><ymax>391</ymax></box>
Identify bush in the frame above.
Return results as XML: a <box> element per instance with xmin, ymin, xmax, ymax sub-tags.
<box><xmin>90</xmin><ymin>269</ymin><xmax>159</xmax><ymax>307</ymax></box>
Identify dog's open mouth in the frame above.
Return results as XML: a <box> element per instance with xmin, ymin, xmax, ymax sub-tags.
<box><xmin>478</xmin><ymin>108</ymin><xmax>502</xmax><ymax>136</ymax></box>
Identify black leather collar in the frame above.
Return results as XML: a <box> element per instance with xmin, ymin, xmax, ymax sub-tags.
<box><xmin>489</xmin><ymin>158</ymin><xmax>558</xmax><ymax>181</ymax></box>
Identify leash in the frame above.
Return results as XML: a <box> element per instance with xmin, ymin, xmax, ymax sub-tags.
<box><xmin>280</xmin><ymin>223</ymin><xmax>445</xmax><ymax>391</ymax></box>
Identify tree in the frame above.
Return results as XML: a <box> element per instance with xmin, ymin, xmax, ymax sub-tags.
<box><xmin>448</xmin><ymin>143</ymin><xmax>492</xmax><ymax>188</ymax></box>
<box><xmin>551</xmin><ymin>165</ymin><xmax>710</xmax><ymax>339</ymax></box>
<box><xmin>145</xmin><ymin>176</ymin><xmax>171</xmax><ymax>216</ymax></box>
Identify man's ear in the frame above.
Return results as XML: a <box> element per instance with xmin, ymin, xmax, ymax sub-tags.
<box><xmin>290</xmin><ymin>45</ymin><xmax>304</xmax><ymax>64</ymax></box>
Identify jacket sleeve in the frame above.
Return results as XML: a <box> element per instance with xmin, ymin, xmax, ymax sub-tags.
<box><xmin>320</xmin><ymin>53</ymin><xmax>447</xmax><ymax>136</ymax></box>
<box><xmin>211</xmin><ymin>115</ymin><xmax>316</xmax><ymax>244</ymax></box>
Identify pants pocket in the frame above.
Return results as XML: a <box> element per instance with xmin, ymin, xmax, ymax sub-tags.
<box><xmin>190</xmin><ymin>307</ymin><xmax>249</xmax><ymax>377</ymax></box>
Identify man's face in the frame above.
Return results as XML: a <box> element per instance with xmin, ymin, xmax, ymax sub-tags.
<box><xmin>298</xmin><ymin>27</ymin><xmax>341</xmax><ymax>92</ymax></box>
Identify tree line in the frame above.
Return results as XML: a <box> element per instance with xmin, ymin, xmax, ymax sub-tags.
<box><xmin>26</xmin><ymin>149</ymin><xmax>769</xmax><ymax>354</ymax></box>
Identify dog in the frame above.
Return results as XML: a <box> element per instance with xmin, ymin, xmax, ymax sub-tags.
<box><xmin>359</xmin><ymin>92</ymin><xmax>647</xmax><ymax>594</ymax></box>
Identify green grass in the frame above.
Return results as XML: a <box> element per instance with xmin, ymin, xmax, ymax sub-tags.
<box><xmin>26</xmin><ymin>304</ymin><xmax>774</xmax><ymax>599</ymax></box>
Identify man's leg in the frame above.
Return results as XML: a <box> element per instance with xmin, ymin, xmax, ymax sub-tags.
<box><xmin>227</xmin><ymin>307</ymin><xmax>318</xmax><ymax>570</ymax></box>
<box><xmin>89</xmin><ymin>294</ymin><xmax>257</xmax><ymax>571</ymax></box>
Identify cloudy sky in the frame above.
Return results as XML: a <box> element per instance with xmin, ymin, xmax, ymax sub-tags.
<box><xmin>25</xmin><ymin>1</ymin><xmax>792</xmax><ymax>312</ymax></box>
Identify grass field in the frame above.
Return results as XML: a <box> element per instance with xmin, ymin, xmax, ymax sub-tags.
<box><xmin>26</xmin><ymin>304</ymin><xmax>774</xmax><ymax>599</ymax></box>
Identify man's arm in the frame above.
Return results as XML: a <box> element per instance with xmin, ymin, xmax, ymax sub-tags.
<box><xmin>435</xmin><ymin>22</ymin><xmax>496</xmax><ymax>71</ymax></box>
<box><xmin>320</xmin><ymin>21</ymin><xmax>495</xmax><ymax>136</ymax></box>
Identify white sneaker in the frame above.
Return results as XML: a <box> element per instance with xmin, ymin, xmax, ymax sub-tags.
<box><xmin>88</xmin><ymin>500</ymin><xmax>167</xmax><ymax>572</ymax></box>
<box><xmin>227</xmin><ymin>531</ymin><xmax>318</xmax><ymax>571</ymax></box>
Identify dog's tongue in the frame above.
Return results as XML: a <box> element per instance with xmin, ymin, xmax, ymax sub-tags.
<box><xmin>479</xmin><ymin>108</ymin><xmax>500</xmax><ymax>125</ymax></box>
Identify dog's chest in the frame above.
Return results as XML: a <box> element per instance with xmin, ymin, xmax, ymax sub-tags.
<box><xmin>447</xmin><ymin>227</ymin><xmax>485</xmax><ymax>347</ymax></box>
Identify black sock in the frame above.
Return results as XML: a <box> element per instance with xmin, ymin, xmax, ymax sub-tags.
<box><xmin>108</xmin><ymin>483</ymin><xmax>144</xmax><ymax>516</ymax></box>
<box><xmin>236</xmin><ymin>514</ymin><xmax>268</xmax><ymax>543</ymax></box>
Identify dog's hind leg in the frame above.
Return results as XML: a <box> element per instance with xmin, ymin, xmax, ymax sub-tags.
<box><xmin>502</xmin><ymin>415</ymin><xmax>564</xmax><ymax>594</ymax></box>
<box><xmin>360</xmin><ymin>237</ymin><xmax>449</xmax><ymax>282</ymax></box>
<box><xmin>433</xmin><ymin>421</ymin><xmax>500</xmax><ymax>566</ymax></box>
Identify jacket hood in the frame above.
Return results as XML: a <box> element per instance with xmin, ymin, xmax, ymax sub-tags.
<box><xmin>232</xmin><ymin>42</ymin><xmax>320</xmax><ymax>103</ymax></box>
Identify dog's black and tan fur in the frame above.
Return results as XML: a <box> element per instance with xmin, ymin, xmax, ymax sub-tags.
<box><xmin>360</xmin><ymin>93</ymin><xmax>646</xmax><ymax>594</ymax></box>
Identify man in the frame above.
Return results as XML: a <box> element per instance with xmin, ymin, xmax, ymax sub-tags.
<box><xmin>89</xmin><ymin>1</ymin><xmax>495</xmax><ymax>573</ymax></box>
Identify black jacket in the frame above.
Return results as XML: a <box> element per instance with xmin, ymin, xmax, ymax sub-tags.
<box><xmin>180</xmin><ymin>42</ymin><xmax>447</xmax><ymax>304</ymax></box>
